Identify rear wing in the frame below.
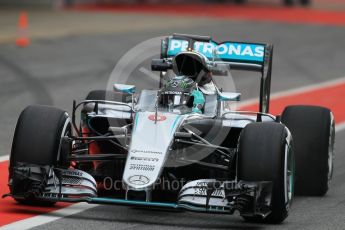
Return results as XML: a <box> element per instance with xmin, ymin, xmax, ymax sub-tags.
<box><xmin>159</xmin><ymin>34</ymin><xmax>273</xmax><ymax>113</ymax></box>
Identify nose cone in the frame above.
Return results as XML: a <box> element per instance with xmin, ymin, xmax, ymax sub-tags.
<box><xmin>123</xmin><ymin>112</ymin><xmax>183</xmax><ymax>190</ymax></box>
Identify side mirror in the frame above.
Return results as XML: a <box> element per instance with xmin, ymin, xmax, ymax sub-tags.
<box><xmin>218</xmin><ymin>92</ymin><xmax>241</xmax><ymax>102</ymax></box>
<box><xmin>151</xmin><ymin>59</ymin><xmax>172</xmax><ymax>71</ymax></box>
<box><xmin>113</xmin><ymin>84</ymin><xmax>136</xmax><ymax>94</ymax></box>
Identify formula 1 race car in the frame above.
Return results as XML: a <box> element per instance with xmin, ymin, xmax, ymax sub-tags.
<box><xmin>5</xmin><ymin>34</ymin><xmax>334</xmax><ymax>224</ymax></box>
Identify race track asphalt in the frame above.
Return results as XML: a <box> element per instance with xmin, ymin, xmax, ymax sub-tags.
<box><xmin>0</xmin><ymin>10</ymin><xmax>344</xmax><ymax>230</ymax></box>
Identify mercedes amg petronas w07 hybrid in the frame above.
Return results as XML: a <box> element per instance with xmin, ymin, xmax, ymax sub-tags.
<box><xmin>5</xmin><ymin>34</ymin><xmax>335</xmax><ymax>224</ymax></box>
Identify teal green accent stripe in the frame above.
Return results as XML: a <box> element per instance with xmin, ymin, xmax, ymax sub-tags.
<box><xmin>170</xmin><ymin>116</ymin><xmax>181</xmax><ymax>135</ymax></box>
<box><xmin>90</xmin><ymin>197</ymin><xmax>178</xmax><ymax>208</ymax></box>
<box><xmin>89</xmin><ymin>197</ymin><xmax>229</xmax><ymax>214</ymax></box>
<box><xmin>134</xmin><ymin>113</ymin><xmax>140</xmax><ymax>131</ymax></box>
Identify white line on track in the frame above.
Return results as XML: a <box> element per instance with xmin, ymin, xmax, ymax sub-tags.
<box><xmin>238</xmin><ymin>75</ymin><xmax>345</xmax><ymax>108</ymax></box>
<box><xmin>336</xmin><ymin>122</ymin><xmax>345</xmax><ymax>133</ymax></box>
<box><xmin>1</xmin><ymin>76</ymin><xmax>345</xmax><ymax>230</ymax></box>
<box><xmin>0</xmin><ymin>155</ymin><xmax>9</xmax><ymax>163</ymax></box>
<box><xmin>0</xmin><ymin>203</ymin><xmax>99</xmax><ymax>230</ymax></box>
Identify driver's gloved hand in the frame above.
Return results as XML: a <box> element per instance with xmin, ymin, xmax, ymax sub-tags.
<box><xmin>191</xmin><ymin>90</ymin><xmax>205</xmax><ymax>114</ymax></box>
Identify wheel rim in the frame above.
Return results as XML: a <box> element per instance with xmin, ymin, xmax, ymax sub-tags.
<box><xmin>57</xmin><ymin>115</ymin><xmax>71</xmax><ymax>164</ymax></box>
<box><xmin>327</xmin><ymin>113</ymin><xmax>335</xmax><ymax>187</ymax></box>
<box><xmin>285</xmin><ymin>132</ymin><xmax>294</xmax><ymax>207</ymax></box>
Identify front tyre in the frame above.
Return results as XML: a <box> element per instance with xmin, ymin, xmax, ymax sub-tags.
<box><xmin>9</xmin><ymin>105</ymin><xmax>71</xmax><ymax>205</ymax></box>
<box><xmin>238</xmin><ymin>123</ymin><xmax>294</xmax><ymax>223</ymax></box>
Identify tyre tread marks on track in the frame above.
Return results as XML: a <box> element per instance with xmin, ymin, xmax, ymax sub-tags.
<box><xmin>0</xmin><ymin>55</ymin><xmax>53</xmax><ymax>105</ymax></box>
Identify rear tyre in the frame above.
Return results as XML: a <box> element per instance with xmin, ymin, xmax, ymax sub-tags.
<box><xmin>238</xmin><ymin>122</ymin><xmax>294</xmax><ymax>224</ymax></box>
<box><xmin>234</xmin><ymin>0</ymin><xmax>246</xmax><ymax>4</ymax></box>
<box><xmin>282</xmin><ymin>105</ymin><xmax>335</xmax><ymax>196</ymax></box>
<box><xmin>9</xmin><ymin>105</ymin><xmax>71</xmax><ymax>205</ymax></box>
<box><xmin>300</xmin><ymin>0</ymin><xmax>310</xmax><ymax>6</ymax></box>
<box><xmin>284</xmin><ymin>0</ymin><xmax>294</xmax><ymax>6</ymax></box>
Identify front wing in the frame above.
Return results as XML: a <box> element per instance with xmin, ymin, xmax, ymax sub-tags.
<box><xmin>5</xmin><ymin>164</ymin><xmax>272</xmax><ymax>218</ymax></box>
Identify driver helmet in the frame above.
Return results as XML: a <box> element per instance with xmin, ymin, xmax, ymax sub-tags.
<box><xmin>172</xmin><ymin>51</ymin><xmax>212</xmax><ymax>86</ymax></box>
<box><xmin>160</xmin><ymin>75</ymin><xmax>195</xmax><ymax>108</ymax></box>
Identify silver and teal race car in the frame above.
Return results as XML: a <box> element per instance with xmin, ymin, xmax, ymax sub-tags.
<box><xmin>5</xmin><ymin>34</ymin><xmax>334</xmax><ymax>224</ymax></box>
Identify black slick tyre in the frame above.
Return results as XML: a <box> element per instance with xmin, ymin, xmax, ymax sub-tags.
<box><xmin>281</xmin><ymin>105</ymin><xmax>335</xmax><ymax>196</ymax></box>
<box><xmin>238</xmin><ymin>122</ymin><xmax>294</xmax><ymax>223</ymax></box>
<box><xmin>9</xmin><ymin>105</ymin><xmax>71</xmax><ymax>205</ymax></box>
